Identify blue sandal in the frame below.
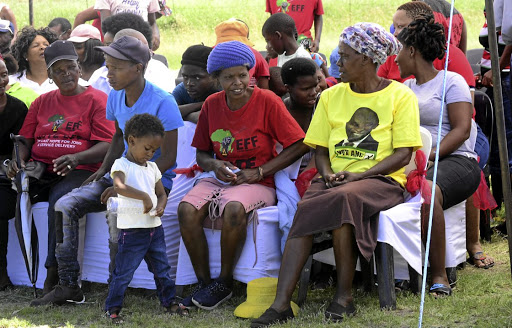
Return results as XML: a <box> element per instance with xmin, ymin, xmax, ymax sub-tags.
<box><xmin>429</xmin><ymin>283</ymin><xmax>452</xmax><ymax>297</ymax></box>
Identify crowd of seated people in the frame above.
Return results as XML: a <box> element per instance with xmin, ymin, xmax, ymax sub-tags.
<box><xmin>0</xmin><ymin>0</ymin><xmax>510</xmax><ymax>325</ymax></box>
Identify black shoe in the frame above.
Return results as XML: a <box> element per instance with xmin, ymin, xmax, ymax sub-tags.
<box><xmin>0</xmin><ymin>271</ymin><xmax>12</xmax><ymax>291</ymax></box>
<box><xmin>324</xmin><ymin>301</ymin><xmax>356</xmax><ymax>322</ymax></box>
<box><xmin>192</xmin><ymin>279</ymin><xmax>232</xmax><ymax>310</ymax></box>
<box><xmin>251</xmin><ymin>307</ymin><xmax>294</xmax><ymax>327</ymax></box>
<box><xmin>179</xmin><ymin>280</ymin><xmax>207</xmax><ymax>309</ymax></box>
<box><xmin>30</xmin><ymin>285</ymin><xmax>85</xmax><ymax>306</ymax></box>
<box><xmin>42</xmin><ymin>266</ymin><xmax>59</xmax><ymax>296</ymax></box>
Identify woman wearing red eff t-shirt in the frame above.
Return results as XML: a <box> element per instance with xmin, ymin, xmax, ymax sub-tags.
<box><xmin>178</xmin><ymin>40</ymin><xmax>309</xmax><ymax>311</ymax></box>
<box><xmin>0</xmin><ymin>40</ymin><xmax>114</xmax><ymax>297</ymax></box>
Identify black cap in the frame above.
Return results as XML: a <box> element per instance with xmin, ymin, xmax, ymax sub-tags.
<box><xmin>44</xmin><ymin>40</ymin><xmax>78</xmax><ymax>69</ymax></box>
<box><xmin>95</xmin><ymin>35</ymin><xmax>151</xmax><ymax>66</ymax></box>
<box><xmin>181</xmin><ymin>45</ymin><xmax>212</xmax><ymax>70</ymax></box>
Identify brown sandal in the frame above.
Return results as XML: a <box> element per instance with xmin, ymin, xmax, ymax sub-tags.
<box><xmin>166</xmin><ymin>301</ymin><xmax>190</xmax><ymax>316</ymax></box>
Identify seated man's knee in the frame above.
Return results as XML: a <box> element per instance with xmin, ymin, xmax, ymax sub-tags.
<box><xmin>222</xmin><ymin>202</ymin><xmax>246</xmax><ymax>228</ymax></box>
<box><xmin>178</xmin><ymin>202</ymin><xmax>202</xmax><ymax>227</ymax></box>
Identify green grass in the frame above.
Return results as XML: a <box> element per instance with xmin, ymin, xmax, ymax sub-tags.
<box><xmin>1</xmin><ymin>233</ymin><xmax>512</xmax><ymax>327</ymax></box>
<box><xmin>10</xmin><ymin>0</ymin><xmax>484</xmax><ymax>70</ymax></box>
<box><xmin>3</xmin><ymin>1</ymin><xmax>508</xmax><ymax>327</ymax></box>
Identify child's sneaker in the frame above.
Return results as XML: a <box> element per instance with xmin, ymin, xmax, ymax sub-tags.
<box><xmin>191</xmin><ymin>279</ymin><xmax>232</xmax><ymax>310</ymax></box>
<box><xmin>30</xmin><ymin>285</ymin><xmax>85</xmax><ymax>306</ymax></box>
<box><xmin>105</xmin><ymin>310</ymin><xmax>124</xmax><ymax>324</ymax></box>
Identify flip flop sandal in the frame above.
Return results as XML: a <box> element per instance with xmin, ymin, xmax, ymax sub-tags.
<box><xmin>429</xmin><ymin>283</ymin><xmax>452</xmax><ymax>297</ymax></box>
<box><xmin>467</xmin><ymin>251</ymin><xmax>495</xmax><ymax>269</ymax></box>
<box><xmin>324</xmin><ymin>301</ymin><xmax>356</xmax><ymax>322</ymax></box>
<box><xmin>166</xmin><ymin>301</ymin><xmax>190</xmax><ymax>316</ymax></box>
<box><xmin>105</xmin><ymin>311</ymin><xmax>124</xmax><ymax>324</ymax></box>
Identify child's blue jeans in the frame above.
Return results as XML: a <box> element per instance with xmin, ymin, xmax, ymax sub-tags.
<box><xmin>104</xmin><ymin>225</ymin><xmax>176</xmax><ymax>312</ymax></box>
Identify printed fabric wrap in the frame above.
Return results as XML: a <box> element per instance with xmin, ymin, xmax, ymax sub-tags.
<box><xmin>340</xmin><ymin>22</ymin><xmax>402</xmax><ymax>65</ymax></box>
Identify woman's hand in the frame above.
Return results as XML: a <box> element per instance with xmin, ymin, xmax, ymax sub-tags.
<box><xmin>323</xmin><ymin>171</ymin><xmax>364</xmax><ymax>188</ymax></box>
<box><xmin>82</xmin><ymin>168</ymin><xmax>107</xmax><ymax>186</ymax></box>
<box><xmin>213</xmin><ymin>160</ymin><xmax>238</xmax><ymax>183</ymax></box>
<box><xmin>232</xmin><ymin>168</ymin><xmax>261</xmax><ymax>185</ymax></box>
<box><xmin>7</xmin><ymin>159</ymin><xmax>25</xmax><ymax>179</ymax></box>
<box><xmin>53</xmin><ymin>154</ymin><xmax>79</xmax><ymax>176</ymax></box>
<box><xmin>100</xmin><ymin>186</ymin><xmax>118</xmax><ymax>204</ymax></box>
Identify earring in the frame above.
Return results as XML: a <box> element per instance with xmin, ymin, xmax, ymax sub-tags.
<box><xmin>49</xmin><ymin>78</ymin><xmax>53</xmax><ymax>84</ymax></box>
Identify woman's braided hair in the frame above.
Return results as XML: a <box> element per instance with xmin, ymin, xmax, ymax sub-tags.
<box><xmin>397</xmin><ymin>13</ymin><xmax>446</xmax><ymax>62</ymax></box>
<box><xmin>397</xmin><ymin>1</ymin><xmax>433</xmax><ymax>20</ymax></box>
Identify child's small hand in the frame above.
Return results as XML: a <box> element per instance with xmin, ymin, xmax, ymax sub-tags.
<box><xmin>154</xmin><ymin>207</ymin><xmax>165</xmax><ymax>217</ymax></box>
<box><xmin>142</xmin><ymin>194</ymin><xmax>153</xmax><ymax>214</ymax></box>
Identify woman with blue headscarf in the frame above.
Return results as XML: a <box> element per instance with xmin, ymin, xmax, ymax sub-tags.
<box><xmin>178</xmin><ymin>41</ymin><xmax>309</xmax><ymax>311</ymax></box>
<box><xmin>253</xmin><ymin>23</ymin><xmax>423</xmax><ymax>327</ymax></box>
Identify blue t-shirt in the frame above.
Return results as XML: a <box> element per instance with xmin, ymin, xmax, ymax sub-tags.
<box><xmin>106</xmin><ymin>81</ymin><xmax>184</xmax><ymax>189</ymax></box>
<box><xmin>171</xmin><ymin>82</ymin><xmax>195</xmax><ymax>105</ymax></box>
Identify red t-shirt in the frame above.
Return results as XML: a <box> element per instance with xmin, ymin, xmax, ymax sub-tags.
<box><xmin>422</xmin><ymin>0</ymin><xmax>464</xmax><ymax>49</ymax></box>
<box><xmin>92</xmin><ymin>14</ymin><xmax>104</xmax><ymax>42</ymax></box>
<box><xmin>19</xmin><ymin>86</ymin><xmax>115</xmax><ymax>172</ymax></box>
<box><xmin>249</xmin><ymin>47</ymin><xmax>270</xmax><ymax>87</ymax></box>
<box><xmin>265</xmin><ymin>0</ymin><xmax>324</xmax><ymax>40</ymax></box>
<box><xmin>192</xmin><ymin>87</ymin><xmax>305</xmax><ymax>188</ymax></box>
<box><xmin>377</xmin><ymin>45</ymin><xmax>475</xmax><ymax>88</ymax></box>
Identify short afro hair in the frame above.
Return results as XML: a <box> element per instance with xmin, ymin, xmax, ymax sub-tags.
<box><xmin>281</xmin><ymin>58</ymin><xmax>318</xmax><ymax>86</ymax></box>
<box><xmin>2</xmin><ymin>53</ymin><xmax>18</xmax><ymax>75</ymax></box>
<box><xmin>11</xmin><ymin>27</ymin><xmax>58</xmax><ymax>77</ymax></box>
<box><xmin>262</xmin><ymin>13</ymin><xmax>297</xmax><ymax>38</ymax></box>
<box><xmin>102</xmin><ymin>13</ymin><xmax>153</xmax><ymax>49</ymax></box>
<box><xmin>48</xmin><ymin>17</ymin><xmax>72</xmax><ymax>33</ymax></box>
<box><xmin>124</xmin><ymin>114</ymin><xmax>165</xmax><ymax>142</ymax></box>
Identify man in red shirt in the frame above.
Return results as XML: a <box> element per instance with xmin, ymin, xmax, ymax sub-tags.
<box><xmin>265</xmin><ymin>0</ymin><xmax>324</xmax><ymax>52</ymax></box>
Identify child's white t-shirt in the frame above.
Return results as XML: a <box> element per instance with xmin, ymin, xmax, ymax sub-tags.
<box><xmin>94</xmin><ymin>0</ymin><xmax>160</xmax><ymax>21</ymax></box>
<box><xmin>277</xmin><ymin>45</ymin><xmax>312</xmax><ymax>67</ymax></box>
<box><xmin>111</xmin><ymin>157</ymin><xmax>162</xmax><ymax>229</ymax></box>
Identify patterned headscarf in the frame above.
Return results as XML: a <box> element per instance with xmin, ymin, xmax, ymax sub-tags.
<box><xmin>340</xmin><ymin>22</ymin><xmax>402</xmax><ymax>65</ymax></box>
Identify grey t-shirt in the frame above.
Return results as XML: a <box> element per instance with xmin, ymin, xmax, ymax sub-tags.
<box><xmin>404</xmin><ymin>71</ymin><xmax>477</xmax><ymax>159</ymax></box>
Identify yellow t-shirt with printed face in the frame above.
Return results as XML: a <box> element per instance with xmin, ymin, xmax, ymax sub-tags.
<box><xmin>304</xmin><ymin>80</ymin><xmax>422</xmax><ymax>187</ymax></box>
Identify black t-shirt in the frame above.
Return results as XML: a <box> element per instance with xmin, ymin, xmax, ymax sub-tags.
<box><xmin>0</xmin><ymin>94</ymin><xmax>28</xmax><ymax>158</ymax></box>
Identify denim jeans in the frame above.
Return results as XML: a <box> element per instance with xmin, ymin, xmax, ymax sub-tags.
<box><xmin>54</xmin><ymin>173</ymin><xmax>119</xmax><ymax>287</ymax></box>
<box><xmin>104</xmin><ymin>225</ymin><xmax>176</xmax><ymax>312</ymax></box>
<box><xmin>0</xmin><ymin>169</ymin><xmax>91</xmax><ymax>269</ymax></box>
<box><xmin>474</xmin><ymin>123</ymin><xmax>490</xmax><ymax>170</ymax></box>
<box><xmin>488</xmin><ymin>73</ymin><xmax>512</xmax><ymax>174</ymax></box>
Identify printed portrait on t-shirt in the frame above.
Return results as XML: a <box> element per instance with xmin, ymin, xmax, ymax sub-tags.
<box><xmin>211</xmin><ymin>129</ymin><xmax>235</xmax><ymax>156</ymax></box>
<box><xmin>49</xmin><ymin>114</ymin><xmax>65</xmax><ymax>132</ymax></box>
<box><xmin>277</xmin><ymin>0</ymin><xmax>290</xmax><ymax>12</ymax></box>
<box><xmin>334</xmin><ymin>107</ymin><xmax>379</xmax><ymax>160</ymax></box>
